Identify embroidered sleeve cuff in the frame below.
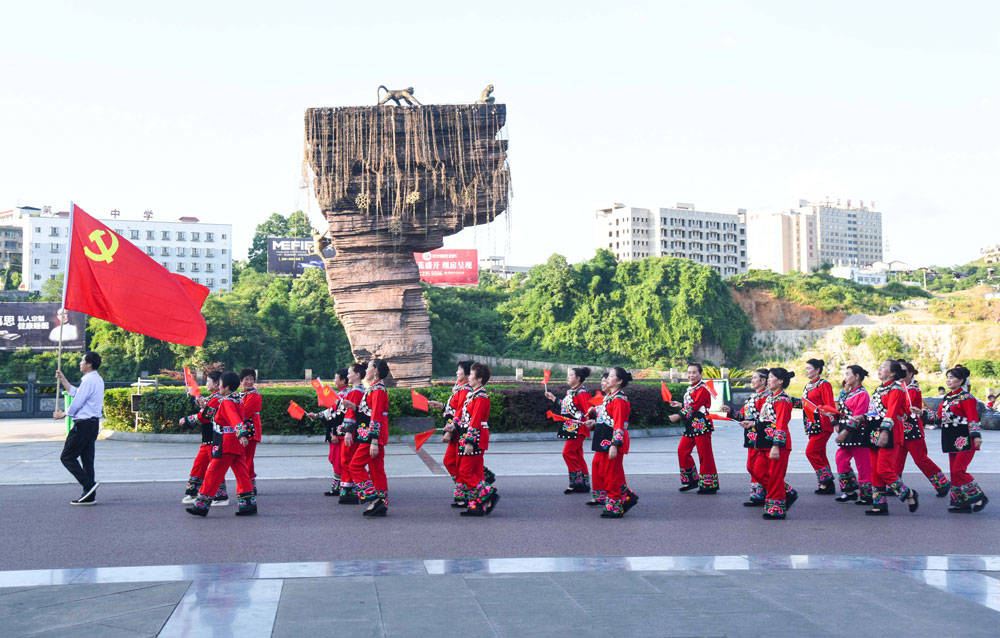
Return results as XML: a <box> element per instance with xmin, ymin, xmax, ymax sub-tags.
<box><xmin>237</xmin><ymin>420</ymin><xmax>254</xmax><ymax>439</ymax></box>
<box><xmin>771</xmin><ymin>429</ymin><xmax>787</xmax><ymax>447</ymax></box>
<box><xmin>611</xmin><ymin>428</ymin><xmax>625</xmax><ymax>446</ymax></box>
<box><xmin>970</xmin><ymin>422</ymin><xmax>982</xmax><ymax>436</ymax></box>
<box><xmin>791</xmin><ymin>398</ymin><xmax>802</xmax><ymax>409</ymax></box>
<box><xmin>183</xmin><ymin>415</ymin><xmax>198</xmax><ymax>427</ymax></box>
<box><xmin>679</xmin><ymin>406</ymin><xmax>693</xmax><ymax>419</ymax></box>
<box><xmin>879</xmin><ymin>419</ymin><xmax>894</xmax><ymax>431</ymax></box>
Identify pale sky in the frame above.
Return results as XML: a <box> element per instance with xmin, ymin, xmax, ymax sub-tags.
<box><xmin>1</xmin><ymin>1</ymin><xmax>997</xmax><ymax>268</ymax></box>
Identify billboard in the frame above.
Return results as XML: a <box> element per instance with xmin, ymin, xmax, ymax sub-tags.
<box><xmin>0</xmin><ymin>303</ymin><xmax>87</xmax><ymax>351</ymax></box>
<box><xmin>266</xmin><ymin>237</ymin><xmax>336</xmax><ymax>276</ymax></box>
<box><xmin>414</xmin><ymin>249</ymin><xmax>478</xmax><ymax>286</ymax></box>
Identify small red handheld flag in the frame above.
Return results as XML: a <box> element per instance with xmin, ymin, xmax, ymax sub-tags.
<box><xmin>707</xmin><ymin>413</ymin><xmax>736</xmax><ymax>423</ymax></box>
<box><xmin>802</xmin><ymin>399</ymin><xmax>816</xmax><ymax>422</ymax></box>
<box><xmin>64</xmin><ymin>204</ymin><xmax>210</xmax><ymax>346</ymax></box>
<box><xmin>546</xmin><ymin>410</ymin><xmax>572</xmax><ymax>422</ymax></box>
<box><xmin>311</xmin><ymin>378</ymin><xmax>338</xmax><ymax>408</ymax></box>
<box><xmin>589</xmin><ymin>392</ymin><xmax>604</xmax><ymax>406</ymax></box>
<box><xmin>414</xmin><ymin>429</ymin><xmax>436</xmax><ymax>450</ymax></box>
<box><xmin>287</xmin><ymin>400</ymin><xmax>306</xmax><ymax>420</ymax></box>
<box><xmin>183</xmin><ymin>366</ymin><xmax>201</xmax><ymax>398</ymax></box>
<box><xmin>542</xmin><ymin>369</ymin><xmax>551</xmax><ymax>385</ymax></box>
<box><xmin>411</xmin><ymin>390</ymin><xmax>429</xmax><ymax>412</ymax></box>
<box><xmin>705</xmin><ymin>379</ymin><xmax>718</xmax><ymax>396</ymax></box>
<box><xmin>661</xmin><ymin>382</ymin><xmax>672</xmax><ymax>403</ymax></box>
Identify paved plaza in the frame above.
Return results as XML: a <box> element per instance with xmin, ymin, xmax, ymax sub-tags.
<box><xmin>1</xmin><ymin>419</ymin><xmax>998</xmax><ymax>636</ymax></box>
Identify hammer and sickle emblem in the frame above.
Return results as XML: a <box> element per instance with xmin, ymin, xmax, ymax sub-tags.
<box><xmin>82</xmin><ymin>230</ymin><xmax>120</xmax><ymax>264</ymax></box>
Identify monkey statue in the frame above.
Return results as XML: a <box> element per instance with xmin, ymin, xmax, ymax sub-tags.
<box><xmin>377</xmin><ymin>85</ymin><xmax>422</xmax><ymax>107</ymax></box>
<box><xmin>310</xmin><ymin>228</ymin><xmax>332</xmax><ymax>257</ymax></box>
<box><xmin>476</xmin><ymin>84</ymin><xmax>496</xmax><ymax>104</ymax></box>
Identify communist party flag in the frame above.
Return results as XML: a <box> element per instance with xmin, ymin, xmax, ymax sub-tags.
<box><xmin>411</xmin><ymin>390</ymin><xmax>429</xmax><ymax>412</ymax></box>
<box><xmin>311</xmin><ymin>378</ymin><xmax>338</xmax><ymax>408</ymax></box>
<box><xmin>63</xmin><ymin>204</ymin><xmax>210</xmax><ymax>346</ymax></box>
<box><xmin>287</xmin><ymin>400</ymin><xmax>306</xmax><ymax>420</ymax></box>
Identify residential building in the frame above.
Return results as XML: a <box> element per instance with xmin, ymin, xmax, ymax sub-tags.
<box><xmin>0</xmin><ymin>216</ymin><xmax>24</xmax><ymax>268</ymax></box>
<box><xmin>745</xmin><ymin>210</ymin><xmax>818</xmax><ymax>274</ymax></box>
<box><xmin>0</xmin><ymin>206</ymin><xmax>233</xmax><ymax>293</ymax></box>
<box><xmin>594</xmin><ymin>202</ymin><xmax>747</xmax><ymax>278</ymax></box>
<box><xmin>982</xmin><ymin>244</ymin><xmax>1000</xmax><ymax>264</ymax></box>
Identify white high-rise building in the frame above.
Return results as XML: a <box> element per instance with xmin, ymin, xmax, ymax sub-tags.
<box><xmin>594</xmin><ymin>203</ymin><xmax>747</xmax><ymax>278</ymax></box>
<box><xmin>1</xmin><ymin>206</ymin><xmax>233</xmax><ymax>293</ymax></box>
<box><xmin>745</xmin><ymin>199</ymin><xmax>883</xmax><ymax>274</ymax></box>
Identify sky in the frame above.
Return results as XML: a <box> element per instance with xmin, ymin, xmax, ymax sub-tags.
<box><xmin>1</xmin><ymin>1</ymin><xmax>997</xmax><ymax>268</ymax></box>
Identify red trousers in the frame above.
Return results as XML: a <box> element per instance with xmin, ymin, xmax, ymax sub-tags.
<box><xmin>869</xmin><ymin>446</ymin><xmax>902</xmax><ymax>489</ymax></box>
<box><xmin>753</xmin><ymin>448</ymin><xmax>790</xmax><ymax>502</ymax></box>
<box><xmin>805</xmin><ymin>431</ymin><xmax>832</xmax><ymax>472</ymax></box>
<box><xmin>603</xmin><ymin>451</ymin><xmax>626</xmax><ymax>502</ymax></box>
<box><xmin>895</xmin><ymin>437</ymin><xmax>944</xmax><ymax>479</ymax></box>
<box><xmin>949</xmin><ymin>450</ymin><xmax>976</xmax><ymax>486</ymax></box>
<box><xmin>199</xmin><ymin>452</ymin><xmax>252</xmax><ymax>498</ymax></box>
<box><xmin>591</xmin><ymin>451</ymin><xmax>607</xmax><ymax>492</ymax></box>
<box><xmin>244</xmin><ymin>440</ymin><xmax>258</xmax><ymax>480</ymax></box>
<box><xmin>349</xmin><ymin>443</ymin><xmax>387</xmax><ymax>492</ymax></box>
<box><xmin>189</xmin><ymin>444</ymin><xmax>214</xmax><ymax>479</ymax></box>
<box><xmin>340</xmin><ymin>441</ymin><xmax>357</xmax><ymax>485</ymax></box>
<box><xmin>747</xmin><ymin>448</ymin><xmax>765</xmax><ymax>483</ymax></box>
<box><xmin>678</xmin><ymin>434</ymin><xmax>716</xmax><ymax>476</ymax></box>
<box><xmin>443</xmin><ymin>439</ymin><xmax>460</xmax><ymax>479</ymax></box>
<box><xmin>328</xmin><ymin>439</ymin><xmax>342</xmax><ymax>475</ymax></box>
<box><xmin>562</xmin><ymin>436</ymin><xmax>588</xmax><ymax>474</ymax></box>
<box><xmin>456</xmin><ymin>453</ymin><xmax>484</xmax><ymax>489</ymax></box>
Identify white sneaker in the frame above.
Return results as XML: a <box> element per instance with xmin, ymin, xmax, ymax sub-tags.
<box><xmin>211</xmin><ymin>498</ymin><xmax>229</xmax><ymax>507</ymax></box>
<box><xmin>181</xmin><ymin>495</ymin><xmax>195</xmax><ymax>504</ymax></box>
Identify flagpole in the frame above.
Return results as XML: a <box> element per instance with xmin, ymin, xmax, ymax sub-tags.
<box><xmin>54</xmin><ymin>202</ymin><xmax>76</xmax><ymax>419</ymax></box>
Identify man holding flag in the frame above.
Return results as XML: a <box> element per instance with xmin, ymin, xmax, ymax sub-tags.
<box><xmin>54</xmin><ymin>352</ymin><xmax>105</xmax><ymax>505</ymax></box>
<box><xmin>55</xmin><ymin>203</ymin><xmax>210</xmax><ymax>505</ymax></box>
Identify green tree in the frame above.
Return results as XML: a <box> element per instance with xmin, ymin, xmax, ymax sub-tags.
<box><xmin>866</xmin><ymin>331</ymin><xmax>907</xmax><ymax>361</ymax></box>
<box><xmin>40</xmin><ymin>273</ymin><xmax>64</xmax><ymax>302</ymax></box>
<box><xmin>843</xmin><ymin>326</ymin><xmax>864</xmax><ymax>347</ymax></box>
<box><xmin>246</xmin><ymin>211</ymin><xmax>317</xmax><ymax>273</ymax></box>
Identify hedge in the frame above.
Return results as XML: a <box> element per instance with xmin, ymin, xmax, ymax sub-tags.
<box><xmin>103</xmin><ymin>383</ymin><xmax>690</xmax><ymax>435</ymax></box>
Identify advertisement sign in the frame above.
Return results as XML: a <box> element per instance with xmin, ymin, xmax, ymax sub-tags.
<box><xmin>414</xmin><ymin>249</ymin><xmax>478</xmax><ymax>286</ymax></box>
<box><xmin>0</xmin><ymin>303</ymin><xmax>87</xmax><ymax>351</ymax></box>
<box><xmin>266</xmin><ymin>237</ymin><xmax>336</xmax><ymax>276</ymax></box>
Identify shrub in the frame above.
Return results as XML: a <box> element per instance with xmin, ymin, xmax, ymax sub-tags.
<box><xmin>866</xmin><ymin>332</ymin><xmax>907</xmax><ymax>361</ymax></box>
<box><xmin>843</xmin><ymin>326</ymin><xmax>864</xmax><ymax>347</ymax></box>
<box><xmin>103</xmin><ymin>382</ymin><xmax>690</xmax><ymax>435</ymax></box>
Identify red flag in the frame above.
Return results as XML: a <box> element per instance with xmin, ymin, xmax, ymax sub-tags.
<box><xmin>802</xmin><ymin>399</ymin><xmax>816</xmax><ymax>422</ymax></box>
<box><xmin>411</xmin><ymin>390</ymin><xmax>429</xmax><ymax>412</ymax></box>
<box><xmin>589</xmin><ymin>392</ymin><xmax>604</xmax><ymax>406</ymax></box>
<box><xmin>287</xmin><ymin>400</ymin><xmax>306</xmax><ymax>420</ymax></box>
<box><xmin>661</xmin><ymin>382</ymin><xmax>672</xmax><ymax>402</ymax></box>
<box><xmin>705</xmin><ymin>379</ymin><xmax>718</xmax><ymax>396</ymax></box>
<box><xmin>64</xmin><ymin>204</ymin><xmax>209</xmax><ymax>346</ymax></box>
<box><xmin>413</xmin><ymin>429</ymin><xmax>436</xmax><ymax>450</ymax></box>
<box><xmin>311</xmin><ymin>378</ymin><xmax>338</xmax><ymax>408</ymax></box>
<box><xmin>183</xmin><ymin>366</ymin><xmax>201</xmax><ymax>398</ymax></box>
<box><xmin>707</xmin><ymin>413</ymin><xmax>736</xmax><ymax>423</ymax></box>
<box><xmin>546</xmin><ymin>410</ymin><xmax>572</xmax><ymax>422</ymax></box>
<box><xmin>821</xmin><ymin>404</ymin><xmax>845</xmax><ymax>416</ymax></box>
<box><xmin>542</xmin><ymin>369</ymin><xmax>551</xmax><ymax>385</ymax></box>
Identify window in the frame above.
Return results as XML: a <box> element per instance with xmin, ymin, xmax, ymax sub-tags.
<box><xmin>33</xmin><ymin>258</ymin><xmax>39</xmax><ymax>265</ymax></box>
<box><xmin>145</xmin><ymin>246</ymin><xmax>154</xmax><ymax>256</ymax></box>
<box><xmin>162</xmin><ymin>262</ymin><xmax>170</xmax><ymax>269</ymax></box>
<box><xmin>35</xmin><ymin>227</ymin><xmax>41</xmax><ymax>233</ymax></box>
<box><xmin>191</xmin><ymin>248</ymin><xmax>200</xmax><ymax>257</ymax></box>
<box><xmin>50</xmin><ymin>243</ymin><xmax>60</xmax><ymax>253</ymax></box>
<box><xmin>192</xmin><ymin>232</ymin><xmax>200</xmax><ymax>241</ymax></box>
<box><xmin>191</xmin><ymin>263</ymin><xmax>200</xmax><ymax>272</ymax></box>
<box><xmin>161</xmin><ymin>231</ymin><xmax>170</xmax><ymax>240</ymax></box>
<box><xmin>205</xmin><ymin>249</ymin><xmax>214</xmax><ymax>258</ymax></box>
<box><xmin>50</xmin><ymin>259</ymin><xmax>59</xmax><ymax>269</ymax></box>
<box><xmin>206</xmin><ymin>278</ymin><xmax>214</xmax><ymax>287</ymax></box>
<box><xmin>221</xmin><ymin>234</ymin><xmax>226</xmax><ymax>239</ymax></box>
<box><xmin>34</xmin><ymin>274</ymin><xmax>41</xmax><ymax>280</ymax></box>
<box><xmin>146</xmin><ymin>231</ymin><xmax>155</xmax><ymax>240</ymax></box>
<box><xmin>177</xmin><ymin>247</ymin><xmax>186</xmax><ymax>257</ymax></box>
<box><xmin>221</xmin><ymin>279</ymin><xmax>228</xmax><ymax>284</ymax></box>
<box><xmin>33</xmin><ymin>243</ymin><xmax>40</xmax><ymax>249</ymax></box>
<box><xmin>161</xmin><ymin>247</ymin><xmax>170</xmax><ymax>256</ymax></box>
<box><xmin>206</xmin><ymin>264</ymin><xmax>214</xmax><ymax>272</ymax></box>
<box><xmin>222</xmin><ymin>263</ymin><xmax>227</xmax><ymax>270</ymax></box>
<box><xmin>192</xmin><ymin>277</ymin><xmax>199</xmax><ymax>284</ymax></box>
<box><xmin>176</xmin><ymin>232</ymin><xmax>186</xmax><ymax>241</ymax></box>
<box><xmin>49</xmin><ymin>227</ymin><xmax>60</xmax><ymax>237</ymax></box>
<box><xmin>206</xmin><ymin>232</ymin><xmax>214</xmax><ymax>242</ymax></box>
<box><xmin>114</xmin><ymin>228</ymin><xmax>123</xmax><ymax>235</ymax></box>
<box><xmin>177</xmin><ymin>263</ymin><xmax>185</xmax><ymax>272</ymax></box>
<box><xmin>222</xmin><ymin>249</ymin><xmax>227</xmax><ymax>255</ymax></box>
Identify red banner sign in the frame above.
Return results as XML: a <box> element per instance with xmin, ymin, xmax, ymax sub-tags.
<box><xmin>414</xmin><ymin>249</ymin><xmax>478</xmax><ymax>286</ymax></box>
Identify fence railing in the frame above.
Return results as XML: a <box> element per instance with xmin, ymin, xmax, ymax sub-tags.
<box><xmin>0</xmin><ymin>381</ymin><xmax>133</xmax><ymax>419</ymax></box>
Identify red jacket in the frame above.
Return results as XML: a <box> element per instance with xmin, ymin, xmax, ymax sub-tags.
<box><xmin>458</xmin><ymin>388</ymin><xmax>491</xmax><ymax>454</ymax></box>
<box><xmin>339</xmin><ymin>385</ymin><xmax>366</xmax><ymax>436</ymax></box>
<box><xmin>761</xmin><ymin>391</ymin><xmax>793</xmax><ymax>451</ymax></box>
<box><xmin>239</xmin><ymin>389</ymin><xmax>263</xmax><ymax>442</ymax></box>
<box><xmin>357</xmin><ymin>381</ymin><xmax>389</xmax><ymax>445</ymax></box>
<box><xmin>605</xmin><ymin>391</ymin><xmax>630</xmax><ymax>454</ymax></box>
<box><xmin>213</xmin><ymin>395</ymin><xmax>252</xmax><ymax>456</ymax></box>
<box><xmin>903</xmin><ymin>380</ymin><xmax>924</xmax><ymax>434</ymax></box>
<box><xmin>184</xmin><ymin>391</ymin><xmax>222</xmax><ymax>444</ymax></box>
<box><xmin>444</xmin><ymin>383</ymin><xmax>471</xmax><ymax>422</ymax></box>
<box><xmin>560</xmin><ymin>385</ymin><xmax>592</xmax><ymax>438</ymax></box>
<box><xmin>937</xmin><ymin>390</ymin><xmax>981</xmax><ymax>436</ymax></box>
<box><xmin>803</xmin><ymin>378</ymin><xmax>835</xmax><ymax>432</ymax></box>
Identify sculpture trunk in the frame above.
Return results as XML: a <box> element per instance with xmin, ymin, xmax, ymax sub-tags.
<box><xmin>304</xmin><ymin>104</ymin><xmax>510</xmax><ymax>386</ymax></box>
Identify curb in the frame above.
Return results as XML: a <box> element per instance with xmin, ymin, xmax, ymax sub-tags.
<box><xmin>99</xmin><ymin>426</ymin><xmax>685</xmax><ymax>445</ymax></box>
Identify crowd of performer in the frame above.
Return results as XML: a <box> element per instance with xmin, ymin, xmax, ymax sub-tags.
<box><xmin>175</xmin><ymin>355</ymin><xmax>987</xmax><ymax>521</ymax></box>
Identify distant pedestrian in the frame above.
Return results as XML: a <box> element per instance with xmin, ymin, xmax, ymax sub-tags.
<box><xmin>54</xmin><ymin>351</ymin><xmax>105</xmax><ymax>505</ymax></box>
